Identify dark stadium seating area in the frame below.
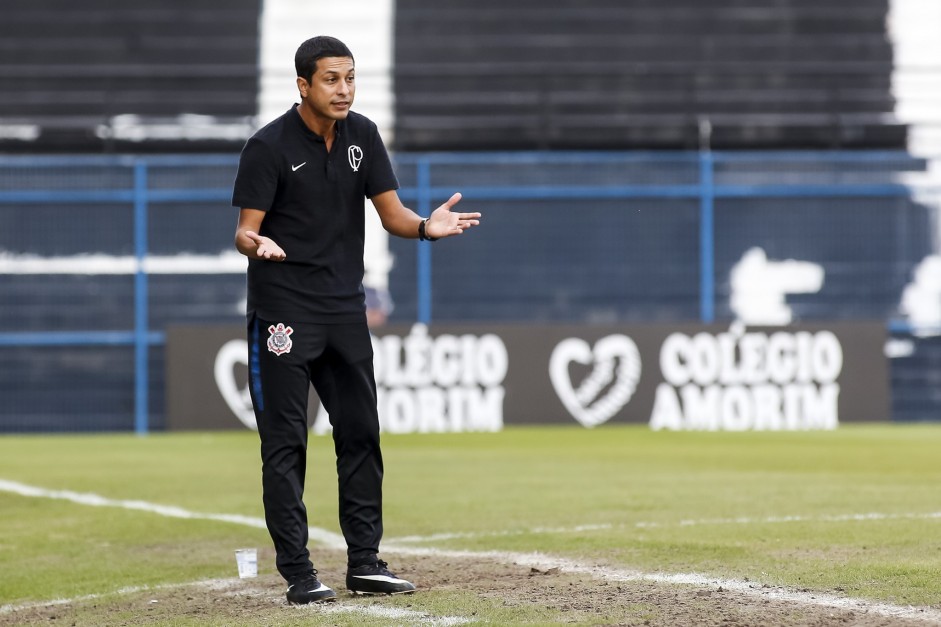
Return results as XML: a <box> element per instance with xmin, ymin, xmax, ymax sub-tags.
<box><xmin>393</xmin><ymin>0</ymin><xmax>906</xmax><ymax>150</ymax></box>
<box><xmin>1</xmin><ymin>0</ymin><xmax>907</xmax><ymax>152</ymax></box>
<box><xmin>0</xmin><ymin>0</ymin><xmax>261</xmax><ymax>153</ymax></box>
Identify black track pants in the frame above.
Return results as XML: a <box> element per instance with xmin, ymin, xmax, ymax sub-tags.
<box><xmin>248</xmin><ymin>315</ymin><xmax>383</xmax><ymax>580</ymax></box>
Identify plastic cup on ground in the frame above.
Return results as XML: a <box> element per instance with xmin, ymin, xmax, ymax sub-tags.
<box><xmin>234</xmin><ymin>548</ymin><xmax>257</xmax><ymax>578</ymax></box>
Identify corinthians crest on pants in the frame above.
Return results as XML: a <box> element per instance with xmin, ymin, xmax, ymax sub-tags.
<box><xmin>267</xmin><ymin>323</ymin><xmax>293</xmax><ymax>355</ymax></box>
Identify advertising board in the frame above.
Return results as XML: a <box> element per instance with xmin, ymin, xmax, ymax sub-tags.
<box><xmin>166</xmin><ymin>322</ymin><xmax>888</xmax><ymax>432</ymax></box>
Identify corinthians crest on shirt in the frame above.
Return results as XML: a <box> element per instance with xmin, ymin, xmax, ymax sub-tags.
<box><xmin>267</xmin><ymin>323</ymin><xmax>293</xmax><ymax>355</ymax></box>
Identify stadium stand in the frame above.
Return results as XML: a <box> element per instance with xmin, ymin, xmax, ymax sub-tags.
<box><xmin>0</xmin><ymin>0</ymin><xmax>910</xmax><ymax>153</ymax></box>
<box><xmin>393</xmin><ymin>0</ymin><xmax>907</xmax><ymax>150</ymax></box>
<box><xmin>0</xmin><ymin>0</ymin><xmax>261</xmax><ymax>153</ymax></box>
<box><xmin>2</xmin><ymin>0</ymin><xmax>941</xmax><ymax>429</ymax></box>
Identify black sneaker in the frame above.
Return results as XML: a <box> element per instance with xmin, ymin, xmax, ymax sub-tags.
<box><xmin>285</xmin><ymin>570</ymin><xmax>336</xmax><ymax>604</ymax></box>
<box><xmin>346</xmin><ymin>559</ymin><xmax>416</xmax><ymax>595</ymax></box>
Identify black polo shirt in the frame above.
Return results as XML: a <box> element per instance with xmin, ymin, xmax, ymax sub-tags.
<box><xmin>232</xmin><ymin>105</ymin><xmax>399</xmax><ymax>323</ymax></box>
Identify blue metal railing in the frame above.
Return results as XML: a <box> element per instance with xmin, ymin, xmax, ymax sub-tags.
<box><xmin>0</xmin><ymin>151</ymin><xmax>932</xmax><ymax>432</ymax></box>
<box><xmin>133</xmin><ymin>162</ymin><xmax>149</xmax><ymax>436</ymax></box>
<box><xmin>392</xmin><ymin>150</ymin><xmax>920</xmax><ymax>323</ymax></box>
<box><xmin>0</xmin><ymin>154</ymin><xmax>236</xmax><ymax>435</ymax></box>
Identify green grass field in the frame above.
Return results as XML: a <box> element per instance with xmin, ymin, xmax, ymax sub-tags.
<box><xmin>2</xmin><ymin>424</ymin><xmax>941</xmax><ymax>625</ymax></box>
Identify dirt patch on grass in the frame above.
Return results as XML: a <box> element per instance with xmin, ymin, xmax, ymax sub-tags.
<box><xmin>3</xmin><ymin>550</ymin><xmax>939</xmax><ymax>626</ymax></box>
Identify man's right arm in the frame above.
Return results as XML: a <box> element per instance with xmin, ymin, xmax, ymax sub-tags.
<box><xmin>235</xmin><ymin>208</ymin><xmax>286</xmax><ymax>261</ymax></box>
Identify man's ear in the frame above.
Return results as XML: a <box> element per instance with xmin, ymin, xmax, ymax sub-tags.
<box><xmin>296</xmin><ymin>77</ymin><xmax>309</xmax><ymax>98</ymax></box>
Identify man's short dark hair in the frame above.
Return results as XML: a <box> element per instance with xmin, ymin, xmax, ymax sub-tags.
<box><xmin>295</xmin><ymin>36</ymin><xmax>354</xmax><ymax>83</ymax></box>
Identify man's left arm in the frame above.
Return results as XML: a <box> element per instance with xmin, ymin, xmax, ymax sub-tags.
<box><xmin>371</xmin><ymin>190</ymin><xmax>481</xmax><ymax>240</ymax></box>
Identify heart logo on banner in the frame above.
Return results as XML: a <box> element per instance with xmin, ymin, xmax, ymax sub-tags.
<box><xmin>214</xmin><ymin>339</ymin><xmax>257</xmax><ymax>430</ymax></box>
<box><xmin>549</xmin><ymin>334</ymin><xmax>642</xmax><ymax>428</ymax></box>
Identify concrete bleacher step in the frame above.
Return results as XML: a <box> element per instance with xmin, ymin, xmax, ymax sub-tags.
<box><xmin>397</xmin><ymin>87</ymin><xmax>895</xmax><ymax>116</ymax></box>
<box><xmin>394</xmin><ymin>0</ymin><xmax>903</xmax><ymax>150</ymax></box>
<box><xmin>0</xmin><ymin>0</ymin><xmax>260</xmax><ymax>152</ymax></box>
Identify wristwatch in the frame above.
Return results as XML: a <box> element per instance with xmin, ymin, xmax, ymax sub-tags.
<box><xmin>418</xmin><ymin>218</ymin><xmax>437</xmax><ymax>242</ymax></box>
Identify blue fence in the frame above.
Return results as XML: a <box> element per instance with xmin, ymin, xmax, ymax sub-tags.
<box><xmin>0</xmin><ymin>152</ymin><xmax>938</xmax><ymax>432</ymax></box>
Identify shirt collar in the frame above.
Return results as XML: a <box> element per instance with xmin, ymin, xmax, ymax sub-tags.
<box><xmin>290</xmin><ymin>104</ymin><xmax>343</xmax><ymax>143</ymax></box>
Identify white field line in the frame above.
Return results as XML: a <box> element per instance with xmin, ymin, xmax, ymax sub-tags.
<box><xmin>0</xmin><ymin>576</ymin><xmax>473</xmax><ymax>626</ymax></box>
<box><xmin>0</xmin><ymin>577</ymin><xmax>229</xmax><ymax>616</ymax></box>
<box><xmin>384</xmin><ymin>546</ymin><xmax>941</xmax><ymax>625</ymax></box>
<box><xmin>3</xmin><ymin>478</ymin><xmax>941</xmax><ymax>624</ymax></box>
<box><xmin>0</xmin><ymin>478</ymin><xmax>346</xmax><ymax>547</ymax></box>
<box><xmin>312</xmin><ymin>603</ymin><xmax>473</xmax><ymax>626</ymax></box>
<box><xmin>387</xmin><ymin>511</ymin><xmax>941</xmax><ymax>544</ymax></box>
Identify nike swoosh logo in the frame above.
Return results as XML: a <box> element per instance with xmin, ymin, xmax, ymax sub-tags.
<box><xmin>287</xmin><ymin>583</ymin><xmax>333</xmax><ymax>593</ymax></box>
<box><xmin>352</xmin><ymin>575</ymin><xmax>407</xmax><ymax>583</ymax></box>
<box><xmin>291</xmin><ymin>162</ymin><xmax>307</xmax><ymax>172</ymax></box>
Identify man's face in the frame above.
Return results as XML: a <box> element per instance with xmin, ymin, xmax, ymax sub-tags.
<box><xmin>297</xmin><ymin>56</ymin><xmax>355</xmax><ymax>122</ymax></box>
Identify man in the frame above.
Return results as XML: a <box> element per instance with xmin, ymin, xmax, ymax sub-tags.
<box><xmin>231</xmin><ymin>36</ymin><xmax>480</xmax><ymax>604</ymax></box>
